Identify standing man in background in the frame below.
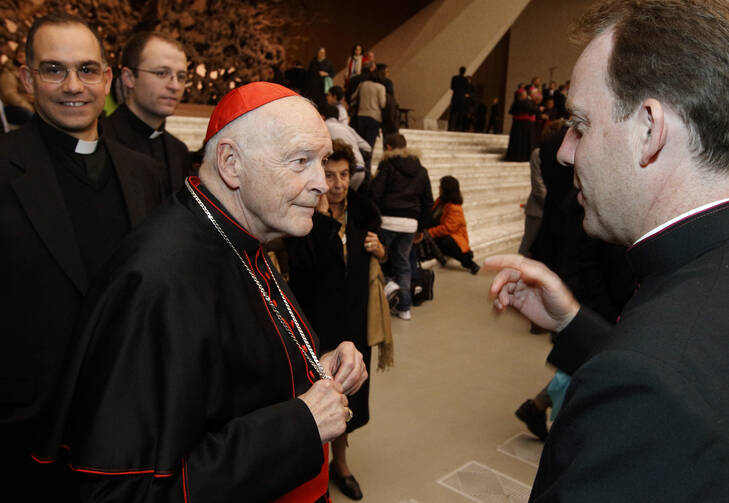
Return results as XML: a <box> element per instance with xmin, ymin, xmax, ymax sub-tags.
<box><xmin>448</xmin><ymin>66</ymin><xmax>469</xmax><ymax>131</ymax></box>
<box><xmin>104</xmin><ymin>32</ymin><xmax>191</xmax><ymax>195</ymax></box>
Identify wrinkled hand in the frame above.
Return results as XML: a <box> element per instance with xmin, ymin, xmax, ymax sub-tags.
<box><xmin>320</xmin><ymin>342</ymin><xmax>367</xmax><ymax>396</ymax></box>
<box><xmin>483</xmin><ymin>254</ymin><xmax>580</xmax><ymax>332</ymax></box>
<box><xmin>364</xmin><ymin>232</ymin><xmax>385</xmax><ymax>260</ymax></box>
<box><xmin>298</xmin><ymin>379</ymin><xmax>349</xmax><ymax>444</ymax></box>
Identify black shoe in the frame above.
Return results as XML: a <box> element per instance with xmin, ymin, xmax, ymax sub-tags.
<box><xmin>469</xmin><ymin>263</ymin><xmax>480</xmax><ymax>275</ymax></box>
<box><xmin>515</xmin><ymin>399</ymin><xmax>548</xmax><ymax>441</ymax></box>
<box><xmin>330</xmin><ymin>464</ymin><xmax>363</xmax><ymax>500</ymax></box>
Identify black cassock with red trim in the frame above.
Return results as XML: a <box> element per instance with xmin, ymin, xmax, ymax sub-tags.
<box><xmin>39</xmin><ymin>178</ymin><xmax>330</xmax><ymax>502</ymax></box>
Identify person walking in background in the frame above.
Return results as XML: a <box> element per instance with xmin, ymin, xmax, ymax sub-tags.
<box><xmin>344</xmin><ymin>43</ymin><xmax>363</xmax><ymax>89</ymax></box>
<box><xmin>448</xmin><ymin>66</ymin><xmax>469</xmax><ymax>131</ymax></box>
<box><xmin>427</xmin><ymin>176</ymin><xmax>480</xmax><ymax>274</ymax></box>
<box><xmin>306</xmin><ymin>46</ymin><xmax>333</xmax><ymax>108</ymax></box>
<box><xmin>371</xmin><ymin>133</ymin><xmax>433</xmax><ymax>320</ymax></box>
<box><xmin>351</xmin><ymin>65</ymin><xmax>387</xmax><ymax>152</ymax></box>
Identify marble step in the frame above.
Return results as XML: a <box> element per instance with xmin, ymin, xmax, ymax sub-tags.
<box><xmin>470</xmin><ymin>220</ymin><xmax>525</xmax><ymax>261</ymax></box>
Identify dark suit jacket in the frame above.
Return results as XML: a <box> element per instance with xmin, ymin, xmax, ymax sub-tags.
<box><xmin>534</xmin><ymin>202</ymin><xmax>729</xmax><ymax>502</ymax></box>
<box><xmin>103</xmin><ymin>104</ymin><xmax>191</xmax><ymax>195</ymax></box>
<box><xmin>0</xmin><ymin>117</ymin><xmax>163</xmax><ymax>498</ymax></box>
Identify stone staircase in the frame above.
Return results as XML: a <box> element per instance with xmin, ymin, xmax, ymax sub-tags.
<box><xmin>373</xmin><ymin>129</ymin><xmax>529</xmax><ymax>260</ymax></box>
<box><xmin>165</xmin><ymin>116</ymin><xmax>529</xmax><ymax>260</ymax></box>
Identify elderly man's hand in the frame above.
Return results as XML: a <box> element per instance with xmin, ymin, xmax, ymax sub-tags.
<box><xmin>483</xmin><ymin>254</ymin><xmax>580</xmax><ymax>333</ymax></box>
<box><xmin>320</xmin><ymin>342</ymin><xmax>367</xmax><ymax>396</ymax></box>
<box><xmin>298</xmin><ymin>379</ymin><xmax>348</xmax><ymax>444</ymax></box>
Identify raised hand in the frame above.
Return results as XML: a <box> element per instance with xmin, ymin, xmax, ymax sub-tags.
<box><xmin>483</xmin><ymin>254</ymin><xmax>580</xmax><ymax>332</ymax></box>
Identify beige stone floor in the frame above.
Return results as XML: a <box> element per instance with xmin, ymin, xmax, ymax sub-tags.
<box><xmin>329</xmin><ymin>261</ymin><xmax>556</xmax><ymax>503</ymax></box>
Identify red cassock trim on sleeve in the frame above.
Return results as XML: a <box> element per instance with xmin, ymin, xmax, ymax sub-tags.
<box><xmin>67</xmin><ymin>464</ymin><xmax>174</xmax><ymax>478</ymax></box>
<box><xmin>30</xmin><ymin>454</ymin><xmax>56</xmax><ymax>464</ymax></box>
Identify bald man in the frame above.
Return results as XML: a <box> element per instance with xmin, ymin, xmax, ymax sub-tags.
<box><xmin>41</xmin><ymin>83</ymin><xmax>367</xmax><ymax>502</ymax></box>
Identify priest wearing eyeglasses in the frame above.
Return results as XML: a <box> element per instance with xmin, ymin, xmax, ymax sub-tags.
<box><xmin>103</xmin><ymin>32</ymin><xmax>193</xmax><ymax>196</ymax></box>
<box><xmin>37</xmin><ymin>82</ymin><xmax>368</xmax><ymax>502</ymax></box>
<box><xmin>0</xmin><ymin>13</ymin><xmax>163</xmax><ymax>502</ymax></box>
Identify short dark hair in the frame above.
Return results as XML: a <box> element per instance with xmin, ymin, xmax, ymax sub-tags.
<box><xmin>372</xmin><ymin>64</ymin><xmax>388</xmax><ymax>84</ymax></box>
<box><xmin>459</xmin><ymin>66</ymin><xmax>466</xmax><ymax>75</ymax></box>
<box><xmin>384</xmin><ymin>133</ymin><xmax>406</xmax><ymax>150</ymax></box>
<box><xmin>321</xmin><ymin>103</ymin><xmax>339</xmax><ymax>120</ymax></box>
<box><xmin>329</xmin><ymin>139</ymin><xmax>355</xmax><ymax>174</ymax></box>
<box><xmin>328</xmin><ymin>85</ymin><xmax>344</xmax><ymax>101</ymax></box>
<box><xmin>574</xmin><ymin>0</ymin><xmax>729</xmax><ymax>173</ymax></box>
<box><xmin>121</xmin><ymin>32</ymin><xmax>185</xmax><ymax>77</ymax></box>
<box><xmin>26</xmin><ymin>13</ymin><xmax>106</xmax><ymax>66</ymax></box>
<box><xmin>439</xmin><ymin>176</ymin><xmax>463</xmax><ymax>205</ymax></box>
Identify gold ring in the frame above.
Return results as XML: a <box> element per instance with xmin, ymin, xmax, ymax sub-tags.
<box><xmin>345</xmin><ymin>407</ymin><xmax>353</xmax><ymax>422</ymax></box>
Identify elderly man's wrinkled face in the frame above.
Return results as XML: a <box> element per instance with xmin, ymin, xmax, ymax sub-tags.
<box><xmin>234</xmin><ymin>97</ymin><xmax>331</xmax><ymax>241</ymax></box>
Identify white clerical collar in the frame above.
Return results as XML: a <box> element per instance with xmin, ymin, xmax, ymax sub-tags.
<box><xmin>149</xmin><ymin>129</ymin><xmax>164</xmax><ymax>139</ymax></box>
<box><xmin>75</xmin><ymin>138</ymin><xmax>99</xmax><ymax>154</ymax></box>
<box><xmin>634</xmin><ymin>198</ymin><xmax>729</xmax><ymax>245</ymax></box>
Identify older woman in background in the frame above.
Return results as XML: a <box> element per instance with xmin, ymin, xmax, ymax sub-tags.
<box><xmin>286</xmin><ymin>139</ymin><xmax>385</xmax><ymax>500</ymax></box>
<box><xmin>427</xmin><ymin>175</ymin><xmax>480</xmax><ymax>274</ymax></box>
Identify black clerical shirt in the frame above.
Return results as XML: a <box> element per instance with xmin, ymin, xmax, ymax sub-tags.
<box><xmin>108</xmin><ymin>104</ymin><xmax>168</xmax><ymax>167</ymax></box>
<box><xmin>38</xmin><ymin>116</ymin><xmax>130</xmax><ymax>278</ymax></box>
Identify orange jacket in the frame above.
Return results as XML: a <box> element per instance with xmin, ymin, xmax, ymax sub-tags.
<box><xmin>427</xmin><ymin>199</ymin><xmax>470</xmax><ymax>253</ymax></box>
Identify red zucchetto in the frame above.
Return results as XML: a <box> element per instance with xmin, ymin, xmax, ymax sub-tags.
<box><xmin>204</xmin><ymin>82</ymin><xmax>299</xmax><ymax>144</ymax></box>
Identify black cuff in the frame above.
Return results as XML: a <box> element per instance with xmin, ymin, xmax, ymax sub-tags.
<box><xmin>546</xmin><ymin>307</ymin><xmax>613</xmax><ymax>375</ymax></box>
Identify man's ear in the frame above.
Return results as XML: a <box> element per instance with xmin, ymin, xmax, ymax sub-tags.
<box><xmin>102</xmin><ymin>66</ymin><xmax>113</xmax><ymax>97</ymax></box>
<box><xmin>19</xmin><ymin>65</ymin><xmax>34</xmax><ymax>96</ymax></box>
<box><xmin>120</xmin><ymin>67</ymin><xmax>135</xmax><ymax>91</ymax></box>
<box><xmin>639</xmin><ymin>98</ymin><xmax>667</xmax><ymax>167</ymax></box>
<box><xmin>215</xmin><ymin>138</ymin><xmax>243</xmax><ymax>190</ymax></box>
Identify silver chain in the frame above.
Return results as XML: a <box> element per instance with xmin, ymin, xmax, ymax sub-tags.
<box><xmin>185</xmin><ymin>179</ymin><xmax>331</xmax><ymax>380</ymax></box>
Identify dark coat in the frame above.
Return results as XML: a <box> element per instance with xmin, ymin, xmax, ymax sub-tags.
<box><xmin>0</xmin><ymin>117</ymin><xmax>164</xmax><ymax>500</ymax></box>
<box><xmin>103</xmin><ymin>103</ymin><xmax>191</xmax><ymax>196</ymax></box>
<box><xmin>450</xmin><ymin>74</ymin><xmax>469</xmax><ymax>109</ymax></box>
<box><xmin>533</xmin><ymin>202</ymin><xmax>729</xmax><ymax>502</ymax></box>
<box><xmin>40</xmin><ymin>180</ymin><xmax>327</xmax><ymax>502</ymax></box>
<box><xmin>505</xmin><ymin>98</ymin><xmax>537</xmax><ymax>162</ymax></box>
<box><xmin>370</xmin><ymin>148</ymin><xmax>433</xmax><ymax>231</ymax></box>
<box><xmin>306</xmin><ymin>57</ymin><xmax>334</xmax><ymax>108</ymax></box>
<box><xmin>285</xmin><ymin>190</ymin><xmax>381</xmax><ymax>432</ymax></box>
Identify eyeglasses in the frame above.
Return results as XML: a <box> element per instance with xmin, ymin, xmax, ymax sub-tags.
<box><xmin>132</xmin><ymin>67</ymin><xmax>188</xmax><ymax>84</ymax></box>
<box><xmin>32</xmin><ymin>62</ymin><xmax>106</xmax><ymax>84</ymax></box>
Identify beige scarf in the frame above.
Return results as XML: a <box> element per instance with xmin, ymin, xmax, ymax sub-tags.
<box><xmin>367</xmin><ymin>256</ymin><xmax>394</xmax><ymax>370</ymax></box>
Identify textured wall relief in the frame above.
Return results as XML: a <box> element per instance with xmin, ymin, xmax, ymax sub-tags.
<box><xmin>0</xmin><ymin>0</ymin><xmax>306</xmax><ymax>104</ymax></box>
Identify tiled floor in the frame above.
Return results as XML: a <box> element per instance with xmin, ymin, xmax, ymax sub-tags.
<box><xmin>330</xmin><ymin>261</ymin><xmax>555</xmax><ymax>502</ymax></box>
